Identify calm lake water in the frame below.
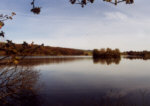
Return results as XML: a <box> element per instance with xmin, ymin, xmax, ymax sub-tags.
<box><xmin>1</xmin><ymin>56</ymin><xmax>150</xmax><ymax>106</ymax></box>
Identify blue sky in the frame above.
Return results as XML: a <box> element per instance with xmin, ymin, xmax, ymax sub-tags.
<box><xmin>0</xmin><ymin>0</ymin><xmax>150</xmax><ymax>51</ymax></box>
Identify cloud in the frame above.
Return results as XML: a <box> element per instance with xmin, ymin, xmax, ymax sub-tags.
<box><xmin>104</xmin><ymin>12</ymin><xmax>128</xmax><ymax>21</ymax></box>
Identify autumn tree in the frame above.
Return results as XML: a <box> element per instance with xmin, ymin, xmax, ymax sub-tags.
<box><xmin>30</xmin><ymin>0</ymin><xmax>134</xmax><ymax>14</ymax></box>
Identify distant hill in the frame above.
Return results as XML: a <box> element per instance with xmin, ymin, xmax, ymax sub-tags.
<box><xmin>0</xmin><ymin>42</ymin><xmax>92</xmax><ymax>56</ymax></box>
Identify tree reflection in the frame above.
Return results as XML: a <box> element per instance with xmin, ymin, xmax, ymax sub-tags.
<box><xmin>97</xmin><ymin>89</ymin><xmax>150</xmax><ymax>106</ymax></box>
<box><xmin>0</xmin><ymin>65</ymin><xmax>41</xmax><ymax>105</ymax></box>
<box><xmin>93</xmin><ymin>57</ymin><xmax>121</xmax><ymax>65</ymax></box>
<box><xmin>0</xmin><ymin>57</ymin><xmax>91</xmax><ymax>66</ymax></box>
<box><xmin>70</xmin><ymin>89</ymin><xmax>150</xmax><ymax>106</ymax></box>
<box><xmin>124</xmin><ymin>56</ymin><xmax>150</xmax><ymax>60</ymax></box>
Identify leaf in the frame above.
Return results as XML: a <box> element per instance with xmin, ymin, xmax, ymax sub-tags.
<box><xmin>12</xmin><ymin>12</ymin><xmax>16</xmax><ymax>16</ymax></box>
<box><xmin>9</xmin><ymin>16</ymin><xmax>13</xmax><ymax>20</ymax></box>
<box><xmin>0</xmin><ymin>31</ymin><xmax>5</xmax><ymax>37</ymax></box>
<box><xmin>14</xmin><ymin>60</ymin><xmax>19</xmax><ymax>64</ymax></box>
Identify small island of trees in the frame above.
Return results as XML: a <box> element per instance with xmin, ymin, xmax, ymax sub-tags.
<box><xmin>93</xmin><ymin>48</ymin><xmax>150</xmax><ymax>61</ymax></box>
<box><xmin>93</xmin><ymin>48</ymin><xmax>121</xmax><ymax>59</ymax></box>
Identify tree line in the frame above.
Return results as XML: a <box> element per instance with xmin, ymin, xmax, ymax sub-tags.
<box><xmin>0</xmin><ymin>42</ymin><xmax>86</xmax><ymax>56</ymax></box>
<box><xmin>123</xmin><ymin>51</ymin><xmax>150</xmax><ymax>59</ymax></box>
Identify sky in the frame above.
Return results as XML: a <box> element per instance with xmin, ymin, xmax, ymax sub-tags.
<box><xmin>0</xmin><ymin>0</ymin><xmax>150</xmax><ymax>51</ymax></box>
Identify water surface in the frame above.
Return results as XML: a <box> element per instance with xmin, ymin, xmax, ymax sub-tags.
<box><xmin>1</xmin><ymin>56</ymin><xmax>150</xmax><ymax>106</ymax></box>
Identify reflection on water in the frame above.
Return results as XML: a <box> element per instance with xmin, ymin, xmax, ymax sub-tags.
<box><xmin>0</xmin><ymin>56</ymin><xmax>91</xmax><ymax>66</ymax></box>
<box><xmin>93</xmin><ymin>57</ymin><xmax>121</xmax><ymax>65</ymax></box>
<box><xmin>1</xmin><ymin>56</ymin><xmax>150</xmax><ymax>106</ymax></box>
<box><xmin>0</xmin><ymin>65</ymin><xmax>41</xmax><ymax>105</ymax></box>
<box><xmin>124</xmin><ymin>55</ymin><xmax>150</xmax><ymax>60</ymax></box>
<box><xmin>18</xmin><ymin>56</ymin><xmax>91</xmax><ymax>66</ymax></box>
